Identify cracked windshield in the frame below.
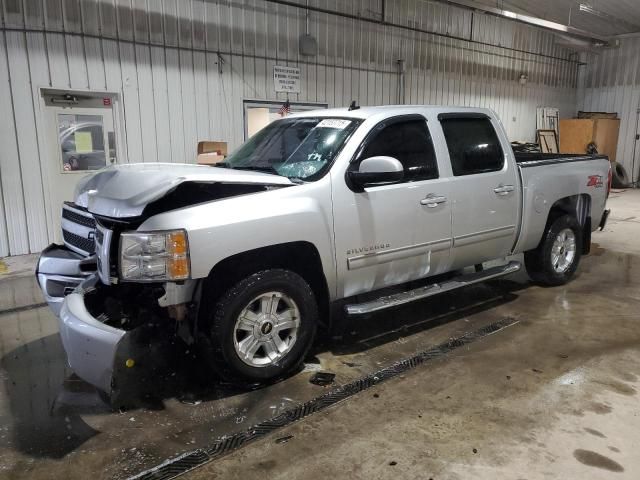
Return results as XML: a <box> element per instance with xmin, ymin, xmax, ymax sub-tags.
<box><xmin>222</xmin><ymin>117</ymin><xmax>361</xmax><ymax>180</ymax></box>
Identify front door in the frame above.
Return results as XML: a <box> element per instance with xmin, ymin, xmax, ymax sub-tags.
<box><xmin>438</xmin><ymin>114</ymin><xmax>520</xmax><ymax>269</ymax></box>
<box><xmin>332</xmin><ymin>115</ymin><xmax>452</xmax><ymax>298</ymax></box>
<box><xmin>42</xmin><ymin>93</ymin><xmax>118</xmax><ymax>243</ymax></box>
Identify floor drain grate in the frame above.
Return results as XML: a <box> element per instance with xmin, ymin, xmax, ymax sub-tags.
<box><xmin>0</xmin><ymin>302</ymin><xmax>48</xmax><ymax>316</ymax></box>
<box><xmin>129</xmin><ymin>316</ymin><xmax>519</xmax><ymax>480</ymax></box>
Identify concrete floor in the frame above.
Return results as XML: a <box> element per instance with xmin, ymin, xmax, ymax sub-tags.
<box><xmin>0</xmin><ymin>189</ymin><xmax>639</xmax><ymax>479</ymax></box>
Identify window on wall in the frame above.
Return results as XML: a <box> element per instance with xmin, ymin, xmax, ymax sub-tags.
<box><xmin>243</xmin><ymin>101</ymin><xmax>329</xmax><ymax>140</ymax></box>
<box><xmin>439</xmin><ymin>117</ymin><xmax>504</xmax><ymax>176</ymax></box>
<box><xmin>57</xmin><ymin>114</ymin><xmax>107</xmax><ymax>172</ymax></box>
<box><xmin>358</xmin><ymin>118</ymin><xmax>439</xmax><ymax>181</ymax></box>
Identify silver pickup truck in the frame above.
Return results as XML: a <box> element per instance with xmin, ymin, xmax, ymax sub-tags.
<box><xmin>36</xmin><ymin>105</ymin><xmax>611</xmax><ymax>399</ymax></box>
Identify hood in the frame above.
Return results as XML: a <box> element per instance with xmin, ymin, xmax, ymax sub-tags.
<box><xmin>75</xmin><ymin>163</ymin><xmax>293</xmax><ymax>218</ymax></box>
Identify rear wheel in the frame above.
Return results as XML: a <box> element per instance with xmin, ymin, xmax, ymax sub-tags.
<box><xmin>524</xmin><ymin>214</ymin><xmax>582</xmax><ymax>286</ymax></box>
<box><xmin>204</xmin><ymin>269</ymin><xmax>317</xmax><ymax>383</ymax></box>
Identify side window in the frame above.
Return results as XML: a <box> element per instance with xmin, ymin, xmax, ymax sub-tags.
<box><xmin>359</xmin><ymin>119</ymin><xmax>438</xmax><ymax>181</ymax></box>
<box><xmin>440</xmin><ymin>117</ymin><xmax>504</xmax><ymax>176</ymax></box>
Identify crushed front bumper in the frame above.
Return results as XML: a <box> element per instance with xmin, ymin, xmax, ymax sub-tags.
<box><xmin>37</xmin><ymin>244</ymin><xmax>191</xmax><ymax>401</ymax></box>
<box><xmin>36</xmin><ymin>243</ymin><xmax>95</xmax><ymax>317</ymax></box>
<box><xmin>37</xmin><ymin>244</ymin><xmax>128</xmax><ymax>395</ymax></box>
<box><xmin>59</xmin><ymin>275</ymin><xmax>127</xmax><ymax>394</ymax></box>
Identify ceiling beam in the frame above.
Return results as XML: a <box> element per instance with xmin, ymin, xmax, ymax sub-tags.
<box><xmin>429</xmin><ymin>0</ymin><xmax>610</xmax><ymax>46</ymax></box>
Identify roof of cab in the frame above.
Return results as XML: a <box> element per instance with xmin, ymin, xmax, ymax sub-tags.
<box><xmin>287</xmin><ymin>104</ymin><xmax>495</xmax><ymax>120</ymax></box>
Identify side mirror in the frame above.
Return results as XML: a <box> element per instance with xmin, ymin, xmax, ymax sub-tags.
<box><xmin>348</xmin><ymin>156</ymin><xmax>404</xmax><ymax>189</ymax></box>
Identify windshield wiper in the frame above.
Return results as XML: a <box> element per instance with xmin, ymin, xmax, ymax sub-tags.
<box><xmin>212</xmin><ymin>162</ymin><xmax>233</xmax><ymax>168</ymax></box>
<box><xmin>232</xmin><ymin>165</ymin><xmax>280</xmax><ymax>175</ymax></box>
<box><xmin>213</xmin><ymin>163</ymin><xmax>302</xmax><ymax>183</ymax></box>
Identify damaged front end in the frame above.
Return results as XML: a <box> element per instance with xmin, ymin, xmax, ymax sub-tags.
<box><xmin>36</xmin><ymin>200</ymin><xmax>203</xmax><ymax>402</ymax></box>
<box><xmin>59</xmin><ymin>277</ymin><xmax>196</xmax><ymax>403</ymax></box>
<box><xmin>37</xmin><ymin>164</ymin><xmax>294</xmax><ymax>400</ymax></box>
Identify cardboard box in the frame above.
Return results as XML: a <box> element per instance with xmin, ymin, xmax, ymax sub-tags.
<box><xmin>197</xmin><ymin>141</ymin><xmax>228</xmax><ymax>166</ymax></box>
<box><xmin>559</xmin><ymin>118</ymin><xmax>620</xmax><ymax>162</ymax></box>
<box><xmin>198</xmin><ymin>141</ymin><xmax>227</xmax><ymax>155</ymax></box>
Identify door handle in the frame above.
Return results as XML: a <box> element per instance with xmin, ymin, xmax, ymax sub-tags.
<box><xmin>493</xmin><ymin>184</ymin><xmax>515</xmax><ymax>196</ymax></box>
<box><xmin>420</xmin><ymin>194</ymin><xmax>447</xmax><ymax>207</ymax></box>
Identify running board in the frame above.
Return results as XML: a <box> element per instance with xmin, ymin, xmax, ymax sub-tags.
<box><xmin>345</xmin><ymin>261</ymin><xmax>521</xmax><ymax>315</ymax></box>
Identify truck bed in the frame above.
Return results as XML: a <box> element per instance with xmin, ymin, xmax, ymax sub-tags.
<box><xmin>513</xmin><ymin>152</ymin><xmax>610</xmax><ymax>255</ymax></box>
<box><xmin>515</xmin><ymin>153</ymin><xmax>609</xmax><ymax>168</ymax></box>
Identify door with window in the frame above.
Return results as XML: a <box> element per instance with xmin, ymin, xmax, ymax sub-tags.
<box><xmin>243</xmin><ymin>100</ymin><xmax>328</xmax><ymax>139</ymax></box>
<box><xmin>438</xmin><ymin>114</ymin><xmax>519</xmax><ymax>269</ymax></box>
<box><xmin>332</xmin><ymin>115</ymin><xmax>452</xmax><ymax>298</ymax></box>
<box><xmin>42</xmin><ymin>93</ymin><xmax>119</xmax><ymax>243</ymax></box>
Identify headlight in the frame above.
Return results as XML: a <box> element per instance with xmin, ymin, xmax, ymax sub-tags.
<box><xmin>119</xmin><ymin>230</ymin><xmax>190</xmax><ymax>281</ymax></box>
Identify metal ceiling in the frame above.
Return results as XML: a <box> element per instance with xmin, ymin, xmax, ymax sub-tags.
<box><xmin>470</xmin><ymin>0</ymin><xmax>640</xmax><ymax>37</ymax></box>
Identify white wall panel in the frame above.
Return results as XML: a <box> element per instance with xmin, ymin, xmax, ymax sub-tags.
<box><xmin>0</xmin><ymin>0</ymin><xmax>582</xmax><ymax>255</ymax></box>
<box><xmin>5</xmin><ymin>31</ymin><xmax>49</xmax><ymax>252</ymax></box>
<box><xmin>45</xmin><ymin>32</ymin><xmax>70</xmax><ymax>87</ymax></box>
<box><xmin>0</xmin><ymin>32</ymin><xmax>29</xmax><ymax>255</ymax></box>
<box><xmin>135</xmin><ymin>44</ymin><xmax>159</xmax><ymax>163</ymax></box>
<box><xmin>150</xmin><ymin>45</ymin><xmax>172</xmax><ymax>164</ymax></box>
<box><xmin>26</xmin><ymin>31</ymin><xmax>55</xmax><ymax>242</ymax></box>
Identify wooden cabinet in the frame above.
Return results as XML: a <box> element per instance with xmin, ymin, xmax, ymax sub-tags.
<box><xmin>559</xmin><ymin>118</ymin><xmax>620</xmax><ymax>162</ymax></box>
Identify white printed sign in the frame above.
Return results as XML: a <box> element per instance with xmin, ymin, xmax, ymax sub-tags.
<box><xmin>273</xmin><ymin>65</ymin><xmax>301</xmax><ymax>93</ymax></box>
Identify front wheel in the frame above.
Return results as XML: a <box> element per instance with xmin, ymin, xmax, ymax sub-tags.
<box><xmin>524</xmin><ymin>214</ymin><xmax>582</xmax><ymax>286</ymax></box>
<box><xmin>204</xmin><ymin>269</ymin><xmax>318</xmax><ymax>383</ymax></box>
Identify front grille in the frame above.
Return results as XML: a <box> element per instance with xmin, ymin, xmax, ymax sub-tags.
<box><xmin>63</xmin><ymin>229</ymin><xmax>95</xmax><ymax>254</ymax></box>
<box><xmin>62</xmin><ymin>203</ymin><xmax>96</xmax><ymax>256</ymax></box>
<box><xmin>62</xmin><ymin>208</ymin><xmax>96</xmax><ymax>229</ymax></box>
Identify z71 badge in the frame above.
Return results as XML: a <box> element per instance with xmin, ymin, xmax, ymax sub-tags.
<box><xmin>587</xmin><ymin>175</ymin><xmax>603</xmax><ymax>188</ymax></box>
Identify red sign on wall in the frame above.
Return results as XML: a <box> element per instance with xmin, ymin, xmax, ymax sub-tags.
<box><xmin>103</xmin><ymin>98</ymin><xmax>112</xmax><ymax>106</ymax></box>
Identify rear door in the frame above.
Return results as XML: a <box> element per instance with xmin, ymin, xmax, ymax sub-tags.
<box><xmin>438</xmin><ymin>113</ymin><xmax>519</xmax><ymax>269</ymax></box>
<box><xmin>332</xmin><ymin>115</ymin><xmax>452</xmax><ymax>298</ymax></box>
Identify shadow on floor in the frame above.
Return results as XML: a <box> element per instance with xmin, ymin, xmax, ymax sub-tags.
<box><xmin>0</xmin><ymin>276</ymin><xmax>529</xmax><ymax>459</ymax></box>
<box><xmin>322</xmin><ymin>277</ymin><xmax>529</xmax><ymax>355</ymax></box>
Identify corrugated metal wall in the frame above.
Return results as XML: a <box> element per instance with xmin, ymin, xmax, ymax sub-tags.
<box><xmin>579</xmin><ymin>37</ymin><xmax>640</xmax><ymax>182</ymax></box>
<box><xmin>0</xmin><ymin>0</ymin><xmax>579</xmax><ymax>256</ymax></box>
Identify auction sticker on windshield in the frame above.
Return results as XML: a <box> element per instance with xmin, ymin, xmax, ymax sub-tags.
<box><xmin>317</xmin><ymin>119</ymin><xmax>352</xmax><ymax>129</ymax></box>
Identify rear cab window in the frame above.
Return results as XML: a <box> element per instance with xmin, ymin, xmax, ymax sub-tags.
<box><xmin>438</xmin><ymin>114</ymin><xmax>504</xmax><ymax>176</ymax></box>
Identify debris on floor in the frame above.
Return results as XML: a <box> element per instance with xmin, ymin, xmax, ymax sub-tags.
<box><xmin>179</xmin><ymin>393</ymin><xmax>203</xmax><ymax>406</ymax></box>
<box><xmin>342</xmin><ymin>361</ymin><xmax>362</xmax><ymax>368</ymax></box>
<box><xmin>309</xmin><ymin>372</ymin><xmax>335</xmax><ymax>386</ymax></box>
<box><xmin>275</xmin><ymin>435</ymin><xmax>294</xmax><ymax>444</ymax></box>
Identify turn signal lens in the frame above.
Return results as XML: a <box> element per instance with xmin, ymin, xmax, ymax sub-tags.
<box><xmin>168</xmin><ymin>257</ymin><xmax>190</xmax><ymax>279</ymax></box>
<box><xmin>168</xmin><ymin>231</ymin><xmax>188</xmax><ymax>255</ymax></box>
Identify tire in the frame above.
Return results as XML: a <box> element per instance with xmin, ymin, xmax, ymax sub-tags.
<box><xmin>524</xmin><ymin>214</ymin><xmax>582</xmax><ymax>286</ymax></box>
<box><xmin>204</xmin><ymin>269</ymin><xmax>317</xmax><ymax>383</ymax></box>
<box><xmin>611</xmin><ymin>162</ymin><xmax>630</xmax><ymax>189</ymax></box>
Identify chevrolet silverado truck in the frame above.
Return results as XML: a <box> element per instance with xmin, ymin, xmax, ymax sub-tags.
<box><xmin>36</xmin><ymin>106</ymin><xmax>611</xmax><ymax>399</ymax></box>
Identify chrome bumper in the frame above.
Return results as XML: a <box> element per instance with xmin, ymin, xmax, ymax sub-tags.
<box><xmin>36</xmin><ymin>244</ymin><xmax>95</xmax><ymax>317</ymax></box>
<box><xmin>58</xmin><ymin>275</ymin><xmax>126</xmax><ymax>394</ymax></box>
